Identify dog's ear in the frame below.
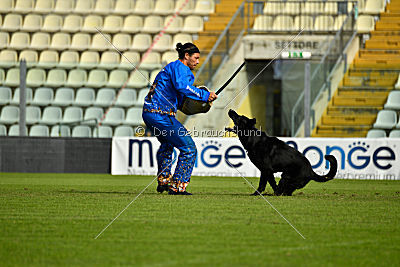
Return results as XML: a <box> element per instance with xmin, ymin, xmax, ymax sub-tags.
<box><xmin>251</xmin><ymin>118</ymin><xmax>256</xmax><ymax>125</ymax></box>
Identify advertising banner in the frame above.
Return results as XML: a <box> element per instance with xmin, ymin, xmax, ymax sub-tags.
<box><xmin>112</xmin><ymin>137</ymin><xmax>400</xmax><ymax>180</ymax></box>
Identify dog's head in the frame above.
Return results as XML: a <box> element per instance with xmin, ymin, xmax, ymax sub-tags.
<box><xmin>226</xmin><ymin>109</ymin><xmax>256</xmax><ymax>132</ymax></box>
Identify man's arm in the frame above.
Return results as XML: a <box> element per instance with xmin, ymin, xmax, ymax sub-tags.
<box><xmin>171</xmin><ymin>66</ymin><xmax>210</xmax><ymax>102</ymax></box>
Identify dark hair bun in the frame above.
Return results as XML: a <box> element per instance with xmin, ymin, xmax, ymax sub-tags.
<box><xmin>176</xmin><ymin>43</ymin><xmax>183</xmax><ymax>52</ymax></box>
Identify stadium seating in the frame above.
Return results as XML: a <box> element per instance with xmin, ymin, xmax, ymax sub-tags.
<box><xmin>356</xmin><ymin>15</ymin><xmax>375</xmax><ymax>34</ymax></box>
<box><xmin>0</xmin><ymin>0</ymin><xmax>14</xmax><ymax>14</ymax></box>
<box><xmin>384</xmin><ymin>91</ymin><xmax>400</xmax><ymax>110</ymax></box>
<box><xmin>26</xmin><ymin>68</ymin><xmax>46</xmax><ymax>87</ymax></box>
<box><xmin>194</xmin><ymin>0</ymin><xmax>215</xmax><ymax>15</ymax></box>
<box><xmin>63</xmin><ymin>106</ymin><xmax>83</xmax><ymax>123</ymax></box>
<box><xmin>0</xmin><ymin>50</ymin><xmax>17</xmax><ymax>68</ymax></box>
<box><xmin>51</xmin><ymin>125</ymin><xmax>71</xmax><ymax>137</ymax></box>
<box><xmin>22</xmin><ymin>14</ymin><xmax>42</xmax><ymax>32</ymax></box>
<box><xmin>134</xmin><ymin>0</ymin><xmax>154</xmax><ymax>15</ymax></box>
<box><xmin>182</xmin><ymin>16</ymin><xmax>203</xmax><ymax>33</ymax></box>
<box><xmin>0</xmin><ymin>124</ymin><xmax>6</xmax><ymax>136</ymax></box>
<box><xmin>86</xmin><ymin>69</ymin><xmax>108</xmax><ymax>88</ymax></box>
<box><xmin>125</xmin><ymin>107</ymin><xmax>143</xmax><ymax>126</ymax></box>
<box><xmin>32</xmin><ymin>87</ymin><xmax>53</xmax><ymax>106</ymax></box>
<box><xmin>25</xmin><ymin>106</ymin><xmax>41</xmax><ymax>124</ymax></box>
<box><xmin>3</xmin><ymin>14</ymin><xmax>22</xmax><ymax>31</ymax></box>
<box><xmin>114</xmin><ymin>0</ymin><xmax>135</xmax><ymax>15</ymax></box>
<box><xmin>83</xmin><ymin>107</ymin><xmax>104</xmax><ymax>125</ymax></box>
<box><xmin>366</xmin><ymin>129</ymin><xmax>386</xmax><ymax>138</ymax></box>
<box><xmin>74</xmin><ymin>87</ymin><xmax>95</xmax><ymax>107</ymax></box>
<box><xmin>114</xmin><ymin>125</ymin><xmax>134</xmax><ymax>137</ymax></box>
<box><xmin>29</xmin><ymin>124</ymin><xmax>49</xmax><ymax>137</ymax></box>
<box><xmin>34</xmin><ymin>0</ymin><xmax>54</xmax><ymax>14</ymax></box>
<box><xmin>164</xmin><ymin>15</ymin><xmax>183</xmax><ymax>33</ymax></box>
<box><xmin>389</xmin><ymin>130</ymin><xmax>400</xmax><ymax>138</ymax></box>
<box><xmin>154</xmin><ymin>0</ymin><xmax>175</xmax><ymax>15</ymax></box>
<box><xmin>107</xmin><ymin>69</ymin><xmax>128</xmax><ymax>88</ymax></box>
<box><xmin>19</xmin><ymin>50</ymin><xmax>38</xmax><ymax>67</ymax></box>
<box><xmin>0</xmin><ymin>86</ymin><xmax>12</xmax><ymax>105</ymax></box>
<box><xmin>94</xmin><ymin>0</ymin><xmax>114</xmax><ymax>15</ymax></box>
<box><xmin>45</xmin><ymin>69</ymin><xmax>67</xmax><ymax>87</ymax></box>
<box><xmin>67</xmin><ymin>69</ymin><xmax>87</xmax><ymax>88</ymax></box>
<box><xmin>0</xmin><ymin>106</ymin><xmax>19</xmax><ymax>124</ymax></box>
<box><xmin>373</xmin><ymin>110</ymin><xmax>397</xmax><ymax>129</ymax></box>
<box><xmin>4</xmin><ymin>68</ymin><xmax>20</xmax><ymax>87</ymax></box>
<box><xmin>364</xmin><ymin>0</ymin><xmax>385</xmax><ymax>15</ymax></box>
<box><xmin>10</xmin><ymin>87</ymin><xmax>33</xmax><ymax>105</ymax></box>
<box><xmin>99</xmin><ymin>51</ymin><xmax>120</xmax><ymax>69</ymax></box>
<box><xmin>0</xmin><ymin>0</ymin><xmax>353</xmax><ymax>138</ymax></box>
<box><xmin>9</xmin><ymin>32</ymin><xmax>30</xmax><ymax>50</ymax></box>
<box><xmin>0</xmin><ymin>32</ymin><xmax>9</xmax><ymax>49</ymax></box>
<box><xmin>72</xmin><ymin>125</ymin><xmax>92</xmax><ymax>137</ymax></box>
<box><xmin>142</xmin><ymin>15</ymin><xmax>163</xmax><ymax>34</ymax></box>
<box><xmin>103</xmin><ymin>15</ymin><xmax>123</xmax><ymax>33</ymax></box>
<box><xmin>8</xmin><ymin>124</ymin><xmax>27</xmax><ymax>136</ymax></box>
<box><xmin>94</xmin><ymin>88</ymin><xmax>115</xmax><ymax>107</ymax></box>
<box><xmin>40</xmin><ymin>106</ymin><xmax>62</xmax><ymax>125</ymax></box>
<box><xmin>59</xmin><ymin>51</ymin><xmax>79</xmax><ymax>69</ymax></box>
<box><xmin>54</xmin><ymin>0</ymin><xmax>74</xmax><ymax>14</ymax></box>
<box><xmin>102</xmin><ymin>107</ymin><xmax>125</xmax><ymax>126</ymax></box>
<box><xmin>31</xmin><ymin>32</ymin><xmax>51</xmax><ymax>50</ymax></box>
<box><xmin>114</xmin><ymin>89</ymin><xmax>137</xmax><ymax>107</ymax></box>
<box><xmin>0</xmin><ymin>69</ymin><xmax>4</xmax><ymax>84</ymax></box>
<box><xmin>93</xmin><ymin>125</ymin><xmax>113</xmax><ymax>138</ymax></box>
<box><xmin>127</xmin><ymin>70</ymin><xmax>149</xmax><ymax>88</ymax></box>
<box><xmin>52</xmin><ymin>87</ymin><xmax>74</xmax><ymax>106</ymax></box>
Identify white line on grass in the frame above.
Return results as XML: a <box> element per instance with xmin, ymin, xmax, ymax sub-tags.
<box><xmin>226</xmin><ymin>161</ymin><xmax>306</xmax><ymax>240</ymax></box>
<box><xmin>94</xmin><ymin>158</ymin><xmax>176</xmax><ymax>239</ymax></box>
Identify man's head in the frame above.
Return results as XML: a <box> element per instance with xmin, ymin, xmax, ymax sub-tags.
<box><xmin>176</xmin><ymin>42</ymin><xmax>200</xmax><ymax>70</ymax></box>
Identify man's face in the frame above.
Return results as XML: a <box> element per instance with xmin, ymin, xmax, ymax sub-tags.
<box><xmin>186</xmin><ymin>52</ymin><xmax>200</xmax><ymax>70</ymax></box>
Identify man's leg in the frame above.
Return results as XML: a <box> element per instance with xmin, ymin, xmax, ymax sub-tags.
<box><xmin>165</xmin><ymin>118</ymin><xmax>197</xmax><ymax>194</ymax></box>
<box><xmin>156</xmin><ymin>142</ymin><xmax>173</xmax><ymax>193</ymax></box>
<box><xmin>142</xmin><ymin>112</ymin><xmax>174</xmax><ymax>193</ymax></box>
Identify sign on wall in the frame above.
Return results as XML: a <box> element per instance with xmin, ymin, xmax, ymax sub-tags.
<box><xmin>112</xmin><ymin>137</ymin><xmax>400</xmax><ymax>180</ymax></box>
<box><xmin>243</xmin><ymin>35</ymin><xmax>335</xmax><ymax>59</ymax></box>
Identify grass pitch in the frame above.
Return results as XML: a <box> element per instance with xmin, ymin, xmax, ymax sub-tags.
<box><xmin>0</xmin><ymin>173</ymin><xmax>399</xmax><ymax>266</ymax></box>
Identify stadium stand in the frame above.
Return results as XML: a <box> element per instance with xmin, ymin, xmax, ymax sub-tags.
<box><xmin>0</xmin><ymin>0</ymin><xmax>220</xmax><ymax>137</ymax></box>
<box><xmin>313</xmin><ymin>0</ymin><xmax>400</xmax><ymax>137</ymax></box>
<box><xmin>6</xmin><ymin>0</ymin><xmax>393</xmax><ymax>138</ymax></box>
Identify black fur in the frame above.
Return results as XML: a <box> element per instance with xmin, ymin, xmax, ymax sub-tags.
<box><xmin>227</xmin><ymin>109</ymin><xmax>337</xmax><ymax>196</ymax></box>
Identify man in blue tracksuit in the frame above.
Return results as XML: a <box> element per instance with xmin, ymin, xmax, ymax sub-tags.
<box><xmin>142</xmin><ymin>43</ymin><xmax>217</xmax><ymax>195</ymax></box>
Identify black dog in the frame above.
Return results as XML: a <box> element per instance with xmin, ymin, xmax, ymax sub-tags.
<box><xmin>226</xmin><ymin>110</ymin><xmax>337</xmax><ymax>196</ymax></box>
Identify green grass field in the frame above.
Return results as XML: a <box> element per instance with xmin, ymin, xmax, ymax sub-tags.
<box><xmin>0</xmin><ymin>173</ymin><xmax>399</xmax><ymax>266</ymax></box>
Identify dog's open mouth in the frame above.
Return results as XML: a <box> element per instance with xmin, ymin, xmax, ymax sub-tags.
<box><xmin>225</xmin><ymin>126</ymin><xmax>238</xmax><ymax>134</ymax></box>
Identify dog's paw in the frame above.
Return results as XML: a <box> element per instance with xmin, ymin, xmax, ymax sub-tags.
<box><xmin>250</xmin><ymin>191</ymin><xmax>261</xmax><ymax>196</ymax></box>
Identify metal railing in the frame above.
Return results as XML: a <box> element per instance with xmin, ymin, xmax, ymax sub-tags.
<box><xmin>195</xmin><ymin>1</ymin><xmax>246</xmax><ymax>87</ymax></box>
<box><xmin>247</xmin><ymin>0</ymin><xmax>357</xmax><ymax>34</ymax></box>
<box><xmin>291</xmin><ymin>7</ymin><xmax>358</xmax><ymax>136</ymax></box>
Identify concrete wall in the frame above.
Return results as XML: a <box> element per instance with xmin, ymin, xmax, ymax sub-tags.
<box><xmin>0</xmin><ymin>137</ymin><xmax>111</xmax><ymax>173</ymax></box>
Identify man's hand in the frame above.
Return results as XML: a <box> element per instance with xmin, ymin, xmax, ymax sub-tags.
<box><xmin>208</xmin><ymin>92</ymin><xmax>218</xmax><ymax>102</ymax></box>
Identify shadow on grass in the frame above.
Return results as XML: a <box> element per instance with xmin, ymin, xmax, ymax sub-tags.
<box><xmin>58</xmin><ymin>190</ymin><xmax>261</xmax><ymax>197</ymax></box>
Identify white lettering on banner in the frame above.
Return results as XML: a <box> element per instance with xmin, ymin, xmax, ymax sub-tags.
<box><xmin>186</xmin><ymin>85</ymin><xmax>200</xmax><ymax>97</ymax></box>
<box><xmin>112</xmin><ymin>137</ymin><xmax>400</xmax><ymax>180</ymax></box>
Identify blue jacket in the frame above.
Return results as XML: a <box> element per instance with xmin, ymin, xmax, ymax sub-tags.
<box><xmin>142</xmin><ymin>60</ymin><xmax>210</xmax><ymax>115</ymax></box>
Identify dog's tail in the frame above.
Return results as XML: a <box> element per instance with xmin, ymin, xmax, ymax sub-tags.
<box><xmin>311</xmin><ymin>155</ymin><xmax>337</xmax><ymax>182</ymax></box>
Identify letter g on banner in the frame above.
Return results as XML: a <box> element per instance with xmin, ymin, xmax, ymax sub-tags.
<box><xmin>201</xmin><ymin>145</ymin><xmax>221</xmax><ymax>167</ymax></box>
<box><xmin>225</xmin><ymin>145</ymin><xmax>246</xmax><ymax>168</ymax></box>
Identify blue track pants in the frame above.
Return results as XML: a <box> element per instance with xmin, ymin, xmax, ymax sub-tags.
<box><xmin>142</xmin><ymin>112</ymin><xmax>196</xmax><ymax>192</ymax></box>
